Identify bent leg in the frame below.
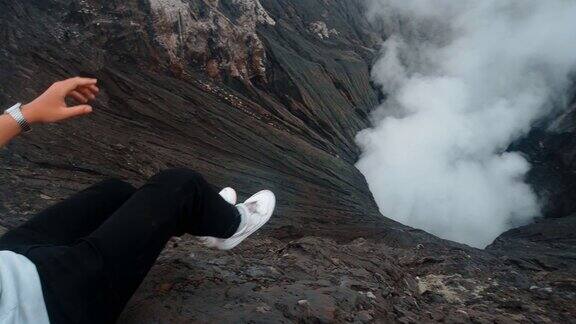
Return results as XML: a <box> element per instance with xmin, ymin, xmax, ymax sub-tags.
<box><xmin>0</xmin><ymin>179</ymin><xmax>136</xmax><ymax>248</ymax></box>
<box><xmin>28</xmin><ymin>168</ymin><xmax>241</xmax><ymax>323</ymax></box>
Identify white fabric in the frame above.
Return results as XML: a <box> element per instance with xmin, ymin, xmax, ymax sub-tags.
<box><xmin>0</xmin><ymin>251</ymin><xmax>50</xmax><ymax>323</ymax></box>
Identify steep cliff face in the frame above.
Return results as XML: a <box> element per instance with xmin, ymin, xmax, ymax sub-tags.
<box><xmin>514</xmin><ymin>98</ymin><xmax>576</xmax><ymax>219</ymax></box>
<box><xmin>0</xmin><ymin>0</ymin><xmax>391</xmax><ymax>239</ymax></box>
<box><xmin>149</xmin><ymin>0</ymin><xmax>275</xmax><ymax>80</ymax></box>
<box><xmin>487</xmin><ymin>93</ymin><xmax>576</xmax><ymax>279</ymax></box>
<box><xmin>0</xmin><ymin>1</ymin><xmax>574</xmax><ymax>322</ymax></box>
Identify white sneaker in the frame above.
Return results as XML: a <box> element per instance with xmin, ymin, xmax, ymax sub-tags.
<box><xmin>209</xmin><ymin>190</ymin><xmax>276</xmax><ymax>250</ymax></box>
<box><xmin>198</xmin><ymin>187</ymin><xmax>238</xmax><ymax>246</ymax></box>
<box><xmin>219</xmin><ymin>187</ymin><xmax>237</xmax><ymax>205</ymax></box>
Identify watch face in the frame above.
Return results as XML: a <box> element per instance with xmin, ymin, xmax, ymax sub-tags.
<box><xmin>6</xmin><ymin>103</ymin><xmax>21</xmax><ymax>113</ymax></box>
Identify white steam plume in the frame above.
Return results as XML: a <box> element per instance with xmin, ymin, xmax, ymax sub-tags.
<box><xmin>357</xmin><ymin>0</ymin><xmax>576</xmax><ymax>248</ymax></box>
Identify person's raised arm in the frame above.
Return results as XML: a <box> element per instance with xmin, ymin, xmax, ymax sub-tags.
<box><xmin>0</xmin><ymin>77</ymin><xmax>99</xmax><ymax>148</ymax></box>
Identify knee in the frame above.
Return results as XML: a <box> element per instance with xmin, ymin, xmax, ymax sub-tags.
<box><xmin>82</xmin><ymin>178</ymin><xmax>136</xmax><ymax>204</ymax></box>
<box><xmin>95</xmin><ymin>178</ymin><xmax>136</xmax><ymax>197</ymax></box>
<box><xmin>149</xmin><ymin>168</ymin><xmax>207</xmax><ymax>188</ymax></box>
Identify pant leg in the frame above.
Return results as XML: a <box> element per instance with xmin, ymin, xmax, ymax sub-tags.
<box><xmin>0</xmin><ymin>179</ymin><xmax>136</xmax><ymax>249</ymax></box>
<box><xmin>27</xmin><ymin>168</ymin><xmax>241</xmax><ymax>324</ymax></box>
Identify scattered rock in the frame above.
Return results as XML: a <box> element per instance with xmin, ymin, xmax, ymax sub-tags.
<box><xmin>255</xmin><ymin>305</ymin><xmax>271</xmax><ymax>313</ymax></box>
<box><xmin>355</xmin><ymin>310</ymin><xmax>373</xmax><ymax>323</ymax></box>
<box><xmin>297</xmin><ymin>299</ymin><xmax>309</xmax><ymax>306</ymax></box>
<box><xmin>156</xmin><ymin>283</ymin><xmax>173</xmax><ymax>294</ymax></box>
<box><xmin>309</xmin><ymin>21</ymin><xmax>339</xmax><ymax>39</ymax></box>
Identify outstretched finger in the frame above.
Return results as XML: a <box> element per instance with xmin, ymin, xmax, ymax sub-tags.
<box><xmin>78</xmin><ymin>87</ymin><xmax>96</xmax><ymax>101</ymax></box>
<box><xmin>63</xmin><ymin>77</ymin><xmax>98</xmax><ymax>92</ymax></box>
<box><xmin>69</xmin><ymin>90</ymin><xmax>88</xmax><ymax>103</ymax></box>
<box><xmin>81</xmin><ymin>84</ymin><xmax>100</xmax><ymax>97</ymax></box>
<box><xmin>87</xmin><ymin>84</ymin><xmax>99</xmax><ymax>93</ymax></box>
<box><xmin>64</xmin><ymin>105</ymin><xmax>93</xmax><ymax>119</ymax></box>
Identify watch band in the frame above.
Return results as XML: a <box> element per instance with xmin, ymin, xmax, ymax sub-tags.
<box><xmin>5</xmin><ymin>103</ymin><xmax>31</xmax><ymax>133</ymax></box>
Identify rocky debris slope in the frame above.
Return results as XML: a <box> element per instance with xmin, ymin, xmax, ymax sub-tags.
<box><xmin>119</xmin><ymin>236</ymin><xmax>575</xmax><ymax>323</ymax></box>
<box><xmin>0</xmin><ymin>0</ymin><xmax>575</xmax><ymax>322</ymax></box>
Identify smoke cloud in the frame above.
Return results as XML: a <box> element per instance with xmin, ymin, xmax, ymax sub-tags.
<box><xmin>357</xmin><ymin>0</ymin><xmax>576</xmax><ymax>248</ymax></box>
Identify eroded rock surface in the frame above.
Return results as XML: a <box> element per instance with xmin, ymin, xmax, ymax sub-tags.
<box><xmin>0</xmin><ymin>0</ymin><xmax>574</xmax><ymax>322</ymax></box>
<box><xmin>149</xmin><ymin>0</ymin><xmax>275</xmax><ymax>80</ymax></box>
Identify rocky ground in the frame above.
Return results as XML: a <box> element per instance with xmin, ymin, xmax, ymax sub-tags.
<box><xmin>117</xmin><ymin>234</ymin><xmax>575</xmax><ymax>323</ymax></box>
<box><xmin>0</xmin><ymin>1</ymin><xmax>575</xmax><ymax>323</ymax></box>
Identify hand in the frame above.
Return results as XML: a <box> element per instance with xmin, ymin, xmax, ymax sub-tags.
<box><xmin>21</xmin><ymin>77</ymin><xmax>99</xmax><ymax>124</ymax></box>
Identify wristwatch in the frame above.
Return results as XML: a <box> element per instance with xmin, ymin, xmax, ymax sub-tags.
<box><xmin>4</xmin><ymin>103</ymin><xmax>31</xmax><ymax>133</ymax></box>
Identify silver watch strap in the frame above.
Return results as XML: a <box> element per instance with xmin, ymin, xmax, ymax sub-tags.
<box><xmin>5</xmin><ymin>103</ymin><xmax>31</xmax><ymax>133</ymax></box>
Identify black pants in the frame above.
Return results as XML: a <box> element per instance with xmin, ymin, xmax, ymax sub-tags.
<box><xmin>0</xmin><ymin>168</ymin><xmax>241</xmax><ymax>324</ymax></box>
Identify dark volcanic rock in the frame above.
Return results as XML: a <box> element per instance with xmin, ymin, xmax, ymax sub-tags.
<box><xmin>0</xmin><ymin>0</ymin><xmax>393</xmax><ymax>239</ymax></box>
<box><xmin>118</xmin><ymin>236</ymin><xmax>575</xmax><ymax>323</ymax></box>
<box><xmin>489</xmin><ymin>215</ymin><xmax>576</xmax><ymax>271</ymax></box>
<box><xmin>0</xmin><ymin>0</ymin><xmax>575</xmax><ymax>322</ymax></box>
<box><xmin>513</xmin><ymin>98</ymin><xmax>576</xmax><ymax>219</ymax></box>
<box><xmin>491</xmin><ymin>95</ymin><xmax>576</xmax><ymax>284</ymax></box>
